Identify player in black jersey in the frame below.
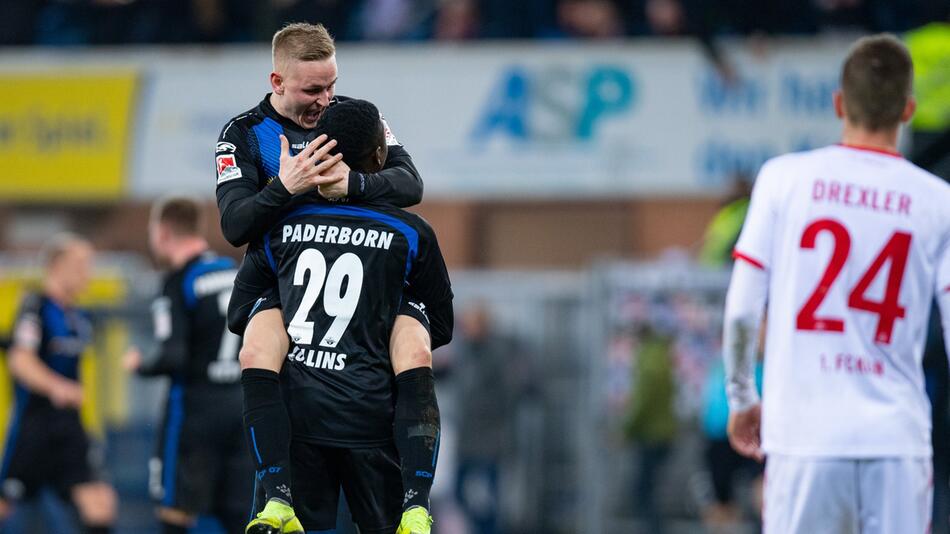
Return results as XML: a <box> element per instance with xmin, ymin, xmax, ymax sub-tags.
<box><xmin>0</xmin><ymin>235</ymin><xmax>117</xmax><ymax>534</ymax></box>
<box><xmin>214</xmin><ymin>22</ymin><xmax>439</xmax><ymax>534</ymax></box>
<box><xmin>124</xmin><ymin>197</ymin><xmax>253</xmax><ymax>534</ymax></box>
<box><xmin>241</xmin><ymin>98</ymin><xmax>453</xmax><ymax>534</ymax></box>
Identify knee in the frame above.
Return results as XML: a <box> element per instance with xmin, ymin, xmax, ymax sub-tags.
<box><xmin>239</xmin><ymin>339</ymin><xmax>282</xmax><ymax>371</ymax></box>
<box><xmin>393</xmin><ymin>343</ymin><xmax>432</xmax><ymax>376</ymax></box>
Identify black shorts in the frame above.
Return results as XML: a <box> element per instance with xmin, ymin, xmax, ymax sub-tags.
<box><xmin>0</xmin><ymin>408</ymin><xmax>94</xmax><ymax>500</ymax></box>
<box><xmin>228</xmin><ymin>270</ymin><xmax>282</xmax><ymax>336</ymax></box>
<box><xmin>152</xmin><ymin>388</ymin><xmax>253</xmax><ymax>517</ymax></box>
<box><xmin>254</xmin><ymin>440</ymin><xmax>403</xmax><ymax>533</ymax></box>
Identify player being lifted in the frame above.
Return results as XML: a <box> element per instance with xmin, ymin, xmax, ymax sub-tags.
<box><xmin>124</xmin><ymin>197</ymin><xmax>253</xmax><ymax>534</ymax></box>
<box><xmin>241</xmin><ymin>97</ymin><xmax>453</xmax><ymax>534</ymax></box>
<box><xmin>724</xmin><ymin>34</ymin><xmax>950</xmax><ymax>533</ymax></box>
<box><xmin>0</xmin><ymin>235</ymin><xmax>117</xmax><ymax>534</ymax></box>
<box><xmin>214</xmin><ymin>23</ymin><xmax>446</xmax><ymax>533</ymax></box>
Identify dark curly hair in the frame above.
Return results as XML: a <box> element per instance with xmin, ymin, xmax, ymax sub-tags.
<box><xmin>315</xmin><ymin>99</ymin><xmax>385</xmax><ymax>170</ymax></box>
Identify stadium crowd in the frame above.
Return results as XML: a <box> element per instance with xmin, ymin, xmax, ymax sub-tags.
<box><xmin>2</xmin><ymin>0</ymin><xmax>948</xmax><ymax>46</ymax></box>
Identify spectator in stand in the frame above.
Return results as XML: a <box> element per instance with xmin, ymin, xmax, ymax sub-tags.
<box><xmin>268</xmin><ymin>0</ymin><xmax>356</xmax><ymax>40</ymax></box>
<box><xmin>906</xmin><ymin>15</ymin><xmax>950</xmax><ymax>180</ymax></box>
<box><xmin>351</xmin><ymin>0</ymin><xmax>428</xmax><ymax>41</ymax></box>
<box><xmin>453</xmin><ymin>304</ymin><xmax>529</xmax><ymax>534</ymax></box>
<box><xmin>555</xmin><ymin>0</ymin><xmax>625</xmax><ymax>38</ymax></box>
<box><xmin>434</xmin><ymin>0</ymin><xmax>480</xmax><ymax>40</ymax></box>
<box><xmin>623</xmin><ymin>323</ymin><xmax>677</xmax><ymax>534</ymax></box>
<box><xmin>698</xmin><ymin>175</ymin><xmax>752</xmax><ymax>268</ymax></box>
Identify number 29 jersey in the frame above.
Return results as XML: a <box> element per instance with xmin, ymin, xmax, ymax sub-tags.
<box><xmin>260</xmin><ymin>203</ymin><xmax>453</xmax><ymax>447</ymax></box>
<box><xmin>735</xmin><ymin>144</ymin><xmax>950</xmax><ymax>458</ymax></box>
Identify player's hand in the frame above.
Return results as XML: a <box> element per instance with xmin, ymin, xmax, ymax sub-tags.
<box><xmin>278</xmin><ymin>134</ymin><xmax>344</xmax><ymax>195</ymax></box>
<box><xmin>727</xmin><ymin>403</ymin><xmax>764</xmax><ymax>462</ymax></box>
<box><xmin>122</xmin><ymin>346</ymin><xmax>142</xmax><ymax>372</ymax></box>
<box><xmin>317</xmin><ymin>159</ymin><xmax>351</xmax><ymax>200</ymax></box>
<box><xmin>50</xmin><ymin>379</ymin><xmax>84</xmax><ymax>409</ymax></box>
<box><xmin>0</xmin><ymin>498</ymin><xmax>10</xmax><ymax>520</ymax></box>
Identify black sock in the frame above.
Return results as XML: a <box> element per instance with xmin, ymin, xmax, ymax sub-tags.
<box><xmin>83</xmin><ymin>527</ymin><xmax>111</xmax><ymax>534</ymax></box>
<box><xmin>242</xmin><ymin>368</ymin><xmax>294</xmax><ymax>506</ymax></box>
<box><xmin>394</xmin><ymin>367</ymin><xmax>441</xmax><ymax>511</ymax></box>
<box><xmin>160</xmin><ymin>522</ymin><xmax>188</xmax><ymax>534</ymax></box>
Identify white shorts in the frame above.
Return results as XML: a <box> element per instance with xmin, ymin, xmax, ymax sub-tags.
<box><xmin>764</xmin><ymin>454</ymin><xmax>932</xmax><ymax>534</ymax></box>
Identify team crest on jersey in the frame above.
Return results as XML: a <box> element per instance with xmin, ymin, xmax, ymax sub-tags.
<box><xmin>216</xmin><ymin>154</ymin><xmax>242</xmax><ymax>184</ymax></box>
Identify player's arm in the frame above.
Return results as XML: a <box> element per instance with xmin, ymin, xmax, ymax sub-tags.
<box><xmin>215</xmin><ymin>123</ymin><xmax>342</xmax><ymax>246</ymax></box>
<box><xmin>723</xmin><ymin>261</ymin><xmax>768</xmax><ymax>411</ymax></box>
<box><xmin>137</xmin><ymin>281</ymin><xmax>191</xmax><ymax>377</ymax></box>
<box><xmin>406</xmin><ymin>224</ymin><xmax>455</xmax><ymax>349</ymax></box>
<box><xmin>723</xmin><ymin>162</ymin><xmax>778</xmax><ymax>410</ymax></box>
<box><xmin>7</xmin><ymin>299</ymin><xmax>82</xmax><ymax>407</ymax></box>
<box><xmin>228</xmin><ymin>244</ymin><xmax>279</xmax><ymax>335</ymax></box>
<box><xmin>722</xmin><ymin>159</ymin><xmax>780</xmax><ymax>460</ymax></box>
<box><xmin>215</xmin><ymin>121</ymin><xmax>289</xmax><ymax>246</ymax></box>
<box><xmin>346</xmin><ymin>120</ymin><xmax>423</xmax><ymax>208</ymax></box>
<box><xmin>400</xmin><ymin>285</ymin><xmax>454</xmax><ymax>350</ymax></box>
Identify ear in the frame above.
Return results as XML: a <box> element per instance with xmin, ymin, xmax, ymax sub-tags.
<box><xmin>833</xmin><ymin>90</ymin><xmax>846</xmax><ymax>120</ymax></box>
<box><xmin>900</xmin><ymin>96</ymin><xmax>916</xmax><ymax>124</ymax></box>
<box><xmin>270</xmin><ymin>71</ymin><xmax>284</xmax><ymax>95</ymax></box>
<box><xmin>375</xmin><ymin>145</ymin><xmax>385</xmax><ymax>167</ymax></box>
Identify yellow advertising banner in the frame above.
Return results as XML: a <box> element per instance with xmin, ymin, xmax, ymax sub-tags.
<box><xmin>0</xmin><ymin>72</ymin><xmax>137</xmax><ymax>201</ymax></box>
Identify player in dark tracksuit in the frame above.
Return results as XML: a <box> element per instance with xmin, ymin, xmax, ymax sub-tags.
<box><xmin>126</xmin><ymin>197</ymin><xmax>253</xmax><ymax>534</ymax></box>
<box><xmin>1</xmin><ymin>235</ymin><xmax>116</xmax><ymax>534</ymax></box>
<box><xmin>239</xmin><ymin>98</ymin><xmax>453</xmax><ymax>534</ymax></box>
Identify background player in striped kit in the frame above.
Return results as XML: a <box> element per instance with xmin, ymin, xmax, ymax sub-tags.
<box><xmin>0</xmin><ymin>235</ymin><xmax>117</xmax><ymax>534</ymax></box>
<box><xmin>125</xmin><ymin>197</ymin><xmax>253</xmax><ymax>534</ymax></box>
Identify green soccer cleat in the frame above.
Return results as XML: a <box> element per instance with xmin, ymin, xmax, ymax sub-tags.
<box><xmin>245</xmin><ymin>498</ymin><xmax>304</xmax><ymax>534</ymax></box>
<box><xmin>396</xmin><ymin>506</ymin><xmax>433</xmax><ymax>534</ymax></box>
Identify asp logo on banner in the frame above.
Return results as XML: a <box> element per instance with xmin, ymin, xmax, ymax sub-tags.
<box><xmin>471</xmin><ymin>64</ymin><xmax>637</xmax><ymax>142</ymax></box>
<box><xmin>0</xmin><ymin>72</ymin><xmax>137</xmax><ymax>201</ymax></box>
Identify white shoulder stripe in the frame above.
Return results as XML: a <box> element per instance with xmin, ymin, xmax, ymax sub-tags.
<box><xmin>221</xmin><ymin>112</ymin><xmax>254</xmax><ymax>138</ymax></box>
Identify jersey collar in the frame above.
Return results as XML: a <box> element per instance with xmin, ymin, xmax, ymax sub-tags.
<box><xmin>835</xmin><ymin>143</ymin><xmax>903</xmax><ymax>159</ymax></box>
<box><xmin>259</xmin><ymin>93</ymin><xmax>310</xmax><ymax>133</ymax></box>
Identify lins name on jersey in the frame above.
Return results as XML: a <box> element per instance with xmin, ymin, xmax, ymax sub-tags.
<box><xmin>255</xmin><ymin>203</ymin><xmax>452</xmax><ymax>448</ymax></box>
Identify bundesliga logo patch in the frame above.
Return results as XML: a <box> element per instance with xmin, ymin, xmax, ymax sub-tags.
<box><xmin>216</xmin><ymin>141</ymin><xmax>236</xmax><ymax>153</ymax></box>
<box><xmin>216</xmin><ymin>154</ymin><xmax>242</xmax><ymax>184</ymax></box>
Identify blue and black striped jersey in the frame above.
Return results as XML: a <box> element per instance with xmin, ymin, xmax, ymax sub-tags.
<box><xmin>140</xmin><ymin>252</ymin><xmax>241</xmax><ymax>387</ymax></box>
<box><xmin>8</xmin><ymin>292</ymin><xmax>92</xmax><ymax>414</ymax></box>
<box><xmin>246</xmin><ymin>203</ymin><xmax>453</xmax><ymax>447</ymax></box>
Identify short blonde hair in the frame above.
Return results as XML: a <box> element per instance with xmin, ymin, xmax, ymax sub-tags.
<box><xmin>40</xmin><ymin>233</ymin><xmax>91</xmax><ymax>269</ymax></box>
<box><xmin>272</xmin><ymin>22</ymin><xmax>336</xmax><ymax>72</ymax></box>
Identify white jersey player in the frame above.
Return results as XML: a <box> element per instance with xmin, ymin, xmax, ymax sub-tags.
<box><xmin>724</xmin><ymin>34</ymin><xmax>950</xmax><ymax>534</ymax></box>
